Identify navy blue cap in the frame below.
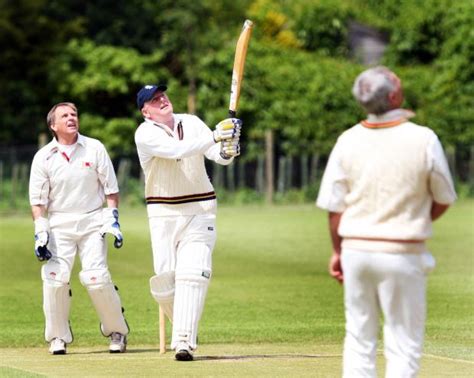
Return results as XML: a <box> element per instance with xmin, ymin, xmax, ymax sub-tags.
<box><xmin>136</xmin><ymin>84</ymin><xmax>167</xmax><ymax>110</ymax></box>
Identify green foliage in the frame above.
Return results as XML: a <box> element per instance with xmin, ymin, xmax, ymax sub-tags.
<box><xmin>1</xmin><ymin>0</ymin><xmax>473</xmax><ymax>184</ymax></box>
<box><xmin>426</xmin><ymin>1</ymin><xmax>474</xmax><ymax>147</ymax></box>
<box><xmin>382</xmin><ymin>0</ymin><xmax>449</xmax><ymax>65</ymax></box>
<box><xmin>79</xmin><ymin>114</ymin><xmax>137</xmax><ymax>158</ymax></box>
<box><xmin>248</xmin><ymin>0</ymin><xmax>301</xmax><ymax>48</ymax></box>
<box><xmin>0</xmin><ymin>0</ymin><xmax>85</xmax><ymax>144</ymax></box>
<box><xmin>292</xmin><ymin>0</ymin><xmax>354</xmax><ymax>56</ymax></box>
<box><xmin>50</xmin><ymin>39</ymin><xmax>168</xmax><ymax>104</ymax></box>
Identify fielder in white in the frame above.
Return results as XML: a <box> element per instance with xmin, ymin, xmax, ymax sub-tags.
<box><xmin>134</xmin><ymin>84</ymin><xmax>241</xmax><ymax>361</ymax></box>
<box><xmin>317</xmin><ymin>67</ymin><xmax>457</xmax><ymax>378</ymax></box>
<box><xmin>29</xmin><ymin>102</ymin><xmax>129</xmax><ymax>355</ymax></box>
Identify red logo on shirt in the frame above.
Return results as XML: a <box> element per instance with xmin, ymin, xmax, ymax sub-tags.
<box><xmin>83</xmin><ymin>161</ymin><xmax>92</xmax><ymax>168</ymax></box>
<box><xmin>50</xmin><ymin>272</ymin><xmax>57</xmax><ymax>278</ymax></box>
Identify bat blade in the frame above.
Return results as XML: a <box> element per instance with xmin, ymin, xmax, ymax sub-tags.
<box><xmin>229</xmin><ymin>19</ymin><xmax>254</xmax><ymax>118</ymax></box>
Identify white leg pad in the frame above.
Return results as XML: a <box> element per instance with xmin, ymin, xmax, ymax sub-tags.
<box><xmin>171</xmin><ymin>269</ymin><xmax>211</xmax><ymax>350</ymax></box>
<box><xmin>150</xmin><ymin>271</ymin><xmax>175</xmax><ymax>322</ymax></box>
<box><xmin>41</xmin><ymin>263</ymin><xmax>73</xmax><ymax>343</ymax></box>
<box><xmin>79</xmin><ymin>269</ymin><xmax>129</xmax><ymax>336</ymax></box>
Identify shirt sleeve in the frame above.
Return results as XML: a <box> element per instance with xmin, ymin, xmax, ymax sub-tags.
<box><xmin>427</xmin><ymin>134</ymin><xmax>457</xmax><ymax>204</ymax></box>
<box><xmin>96</xmin><ymin>143</ymin><xmax>119</xmax><ymax>195</ymax></box>
<box><xmin>135</xmin><ymin>120</ymin><xmax>216</xmax><ymax>160</ymax></box>
<box><xmin>316</xmin><ymin>140</ymin><xmax>349</xmax><ymax>213</ymax></box>
<box><xmin>29</xmin><ymin>152</ymin><xmax>50</xmax><ymax>206</ymax></box>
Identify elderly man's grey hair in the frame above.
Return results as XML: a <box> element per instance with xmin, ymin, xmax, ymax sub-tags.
<box><xmin>352</xmin><ymin>66</ymin><xmax>399</xmax><ymax>115</ymax></box>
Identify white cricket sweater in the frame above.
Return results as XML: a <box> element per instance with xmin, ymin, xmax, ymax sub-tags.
<box><xmin>317</xmin><ymin>113</ymin><xmax>456</xmax><ymax>253</ymax></box>
<box><xmin>135</xmin><ymin>114</ymin><xmax>233</xmax><ymax>217</ymax></box>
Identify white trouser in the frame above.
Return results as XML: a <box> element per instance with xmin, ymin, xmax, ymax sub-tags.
<box><xmin>42</xmin><ymin>209</ymin><xmax>128</xmax><ymax>342</ymax></box>
<box><xmin>148</xmin><ymin>214</ymin><xmax>216</xmax><ymax>350</ymax></box>
<box><xmin>341</xmin><ymin>248</ymin><xmax>429</xmax><ymax>378</ymax></box>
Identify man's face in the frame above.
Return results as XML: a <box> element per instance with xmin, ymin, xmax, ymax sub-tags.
<box><xmin>142</xmin><ymin>91</ymin><xmax>173</xmax><ymax>122</ymax></box>
<box><xmin>51</xmin><ymin>105</ymin><xmax>79</xmax><ymax>139</ymax></box>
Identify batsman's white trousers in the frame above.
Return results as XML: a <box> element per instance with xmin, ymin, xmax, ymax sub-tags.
<box><xmin>42</xmin><ymin>209</ymin><xmax>128</xmax><ymax>342</ymax></box>
<box><xmin>148</xmin><ymin>214</ymin><xmax>216</xmax><ymax>350</ymax></box>
<box><xmin>341</xmin><ymin>248</ymin><xmax>431</xmax><ymax>378</ymax></box>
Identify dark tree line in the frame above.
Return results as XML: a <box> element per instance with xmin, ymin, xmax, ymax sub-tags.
<box><xmin>1</xmin><ymin>0</ymin><xmax>472</xmax><ymax>183</ymax></box>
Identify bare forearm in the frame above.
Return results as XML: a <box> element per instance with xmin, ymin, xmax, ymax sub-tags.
<box><xmin>31</xmin><ymin>205</ymin><xmax>46</xmax><ymax>220</ymax></box>
<box><xmin>431</xmin><ymin>201</ymin><xmax>450</xmax><ymax>221</ymax></box>
<box><xmin>106</xmin><ymin>193</ymin><xmax>120</xmax><ymax>208</ymax></box>
<box><xmin>329</xmin><ymin>212</ymin><xmax>343</xmax><ymax>255</ymax></box>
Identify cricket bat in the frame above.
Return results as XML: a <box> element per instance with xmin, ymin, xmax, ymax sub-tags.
<box><xmin>229</xmin><ymin>20</ymin><xmax>254</xmax><ymax>118</ymax></box>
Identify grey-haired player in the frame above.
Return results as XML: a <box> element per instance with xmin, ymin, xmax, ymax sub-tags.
<box><xmin>134</xmin><ymin>84</ymin><xmax>241</xmax><ymax>361</ymax></box>
<box><xmin>317</xmin><ymin>67</ymin><xmax>456</xmax><ymax>377</ymax></box>
<box><xmin>29</xmin><ymin>102</ymin><xmax>129</xmax><ymax>354</ymax></box>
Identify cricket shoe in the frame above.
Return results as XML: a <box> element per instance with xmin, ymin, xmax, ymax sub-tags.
<box><xmin>49</xmin><ymin>338</ymin><xmax>66</xmax><ymax>355</ymax></box>
<box><xmin>109</xmin><ymin>332</ymin><xmax>127</xmax><ymax>353</ymax></box>
<box><xmin>174</xmin><ymin>342</ymin><xmax>194</xmax><ymax>361</ymax></box>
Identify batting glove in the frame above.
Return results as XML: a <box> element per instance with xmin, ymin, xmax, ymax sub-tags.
<box><xmin>220</xmin><ymin>138</ymin><xmax>241</xmax><ymax>159</ymax></box>
<box><xmin>99</xmin><ymin>208</ymin><xmax>123</xmax><ymax>249</ymax></box>
<box><xmin>213</xmin><ymin>118</ymin><xmax>242</xmax><ymax>142</ymax></box>
<box><xmin>34</xmin><ymin>217</ymin><xmax>52</xmax><ymax>261</ymax></box>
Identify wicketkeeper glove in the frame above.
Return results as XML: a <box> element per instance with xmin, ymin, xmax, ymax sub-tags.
<box><xmin>220</xmin><ymin>138</ymin><xmax>241</xmax><ymax>159</ymax></box>
<box><xmin>34</xmin><ymin>217</ymin><xmax>52</xmax><ymax>261</ymax></box>
<box><xmin>99</xmin><ymin>208</ymin><xmax>123</xmax><ymax>249</ymax></box>
<box><xmin>213</xmin><ymin>118</ymin><xmax>242</xmax><ymax>142</ymax></box>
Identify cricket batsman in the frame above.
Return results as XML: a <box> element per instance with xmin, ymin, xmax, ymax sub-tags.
<box><xmin>134</xmin><ymin>84</ymin><xmax>242</xmax><ymax>361</ymax></box>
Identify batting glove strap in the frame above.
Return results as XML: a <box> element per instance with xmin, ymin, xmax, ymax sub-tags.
<box><xmin>99</xmin><ymin>208</ymin><xmax>124</xmax><ymax>249</ymax></box>
<box><xmin>220</xmin><ymin>138</ymin><xmax>240</xmax><ymax>159</ymax></box>
<box><xmin>213</xmin><ymin>118</ymin><xmax>242</xmax><ymax>142</ymax></box>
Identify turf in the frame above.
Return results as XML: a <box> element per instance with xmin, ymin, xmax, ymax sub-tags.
<box><xmin>0</xmin><ymin>200</ymin><xmax>472</xmax><ymax>376</ymax></box>
<box><xmin>1</xmin><ymin>344</ymin><xmax>473</xmax><ymax>377</ymax></box>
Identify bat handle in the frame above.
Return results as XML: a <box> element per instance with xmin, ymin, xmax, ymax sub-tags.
<box><xmin>228</xmin><ymin>110</ymin><xmax>237</xmax><ymax>118</ymax></box>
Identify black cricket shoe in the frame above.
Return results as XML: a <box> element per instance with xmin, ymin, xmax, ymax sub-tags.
<box><xmin>175</xmin><ymin>342</ymin><xmax>194</xmax><ymax>361</ymax></box>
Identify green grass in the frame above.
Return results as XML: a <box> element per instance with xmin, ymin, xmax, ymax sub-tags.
<box><xmin>0</xmin><ymin>201</ymin><xmax>473</xmax><ymax>376</ymax></box>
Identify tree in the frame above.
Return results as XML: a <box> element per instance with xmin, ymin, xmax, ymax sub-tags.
<box><xmin>0</xmin><ymin>0</ymin><xmax>84</xmax><ymax>145</ymax></box>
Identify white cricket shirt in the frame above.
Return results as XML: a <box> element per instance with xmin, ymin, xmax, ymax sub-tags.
<box><xmin>29</xmin><ymin>134</ymin><xmax>119</xmax><ymax>214</ymax></box>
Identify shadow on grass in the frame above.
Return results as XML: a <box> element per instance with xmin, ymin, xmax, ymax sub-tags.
<box><xmin>67</xmin><ymin>347</ymin><xmax>343</xmax><ymax>361</ymax></box>
<box><xmin>195</xmin><ymin>353</ymin><xmax>342</xmax><ymax>361</ymax></box>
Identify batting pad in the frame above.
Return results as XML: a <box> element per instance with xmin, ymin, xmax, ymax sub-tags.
<box><xmin>171</xmin><ymin>268</ymin><xmax>211</xmax><ymax>350</ymax></box>
<box><xmin>79</xmin><ymin>269</ymin><xmax>129</xmax><ymax>336</ymax></box>
<box><xmin>42</xmin><ymin>264</ymin><xmax>73</xmax><ymax>343</ymax></box>
<box><xmin>150</xmin><ymin>271</ymin><xmax>175</xmax><ymax>322</ymax></box>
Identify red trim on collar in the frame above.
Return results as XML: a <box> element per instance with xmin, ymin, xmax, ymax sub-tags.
<box><xmin>361</xmin><ymin>118</ymin><xmax>407</xmax><ymax>129</ymax></box>
<box><xmin>60</xmin><ymin>151</ymin><xmax>70</xmax><ymax>162</ymax></box>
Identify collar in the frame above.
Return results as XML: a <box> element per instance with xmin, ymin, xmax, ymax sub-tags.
<box><xmin>144</xmin><ymin>116</ymin><xmax>183</xmax><ymax>140</ymax></box>
<box><xmin>49</xmin><ymin>133</ymin><xmax>84</xmax><ymax>150</ymax></box>
<box><xmin>144</xmin><ymin>117</ymin><xmax>174</xmax><ymax>136</ymax></box>
<box><xmin>45</xmin><ymin>134</ymin><xmax>84</xmax><ymax>160</ymax></box>
<box><xmin>361</xmin><ymin>109</ymin><xmax>415</xmax><ymax>129</ymax></box>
